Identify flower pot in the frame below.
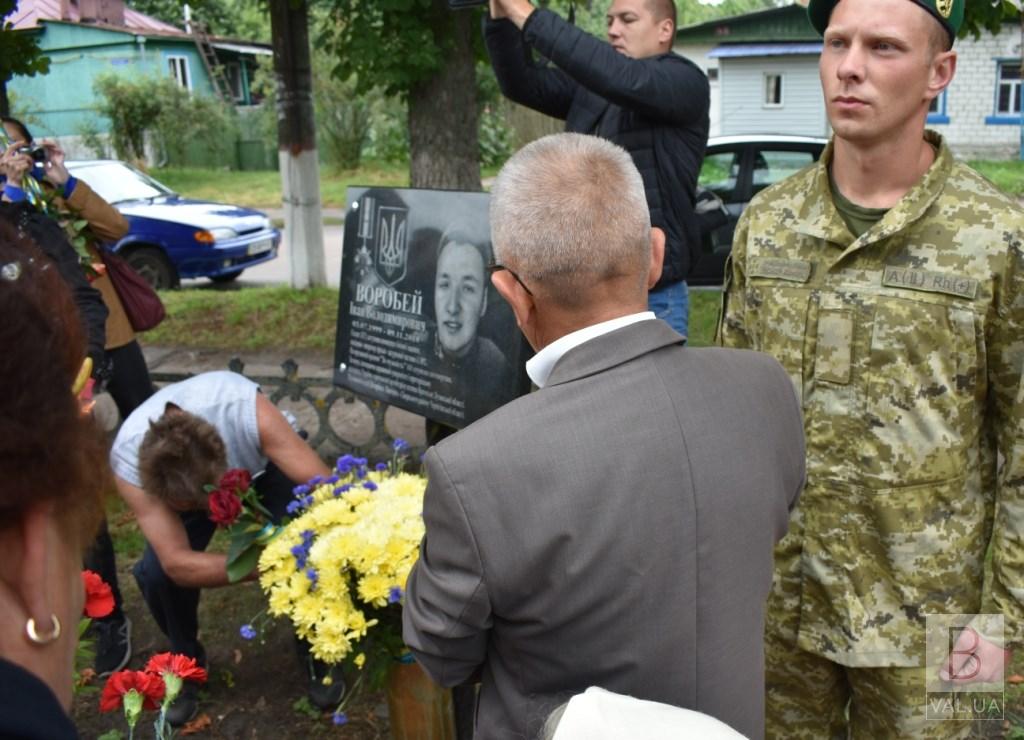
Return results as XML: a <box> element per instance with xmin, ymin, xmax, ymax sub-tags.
<box><xmin>386</xmin><ymin>660</ymin><xmax>456</xmax><ymax>740</ymax></box>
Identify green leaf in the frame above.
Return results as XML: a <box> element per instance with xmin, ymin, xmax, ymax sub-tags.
<box><xmin>227</xmin><ymin>543</ymin><xmax>262</xmax><ymax>583</ymax></box>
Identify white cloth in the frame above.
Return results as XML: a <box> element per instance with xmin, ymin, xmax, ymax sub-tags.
<box><xmin>110</xmin><ymin>370</ymin><xmax>265</xmax><ymax>487</ymax></box>
<box><xmin>550</xmin><ymin>687</ymin><xmax>748</xmax><ymax>740</ymax></box>
<box><xmin>526</xmin><ymin>312</ymin><xmax>655</xmax><ymax>388</ymax></box>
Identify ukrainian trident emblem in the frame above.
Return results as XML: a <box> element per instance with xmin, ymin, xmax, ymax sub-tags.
<box><xmin>374</xmin><ymin>207</ymin><xmax>409</xmax><ymax>286</ymax></box>
<box><xmin>936</xmin><ymin>0</ymin><xmax>952</xmax><ymax>18</ymax></box>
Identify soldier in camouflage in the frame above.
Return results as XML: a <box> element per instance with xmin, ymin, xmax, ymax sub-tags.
<box><xmin>717</xmin><ymin>0</ymin><xmax>1024</xmax><ymax>736</ymax></box>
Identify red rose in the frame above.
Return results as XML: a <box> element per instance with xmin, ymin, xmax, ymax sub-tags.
<box><xmin>81</xmin><ymin>570</ymin><xmax>115</xmax><ymax>619</ymax></box>
<box><xmin>219</xmin><ymin>468</ymin><xmax>252</xmax><ymax>494</ymax></box>
<box><xmin>144</xmin><ymin>652</ymin><xmax>208</xmax><ymax>684</ymax></box>
<box><xmin>208</xmin><ymin>488</ymin><xmax>243</xmax><ymax>527</ymax></box>
<box><xmin>99</xmin><ymin>670</ymin><xmax>165</xmax><ymax>712</ymax></box>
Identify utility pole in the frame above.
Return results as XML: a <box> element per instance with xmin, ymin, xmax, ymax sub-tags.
<box><xmin>269</xmin><ymin>0</ymin><xmax>326</xmax><ymax>288</ymax></box>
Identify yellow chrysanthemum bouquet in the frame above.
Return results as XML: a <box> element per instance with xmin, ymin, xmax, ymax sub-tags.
<box><xmin>257</xmin><ymin>440</ymin><xmax>425</xmax><ymax>686</ymax></box>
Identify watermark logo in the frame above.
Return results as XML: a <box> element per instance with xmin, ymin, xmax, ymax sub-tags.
<box><xmin>925</xmin><ymin>614</ymin><xmax>1005</xmax><ymax>721</ymax></box>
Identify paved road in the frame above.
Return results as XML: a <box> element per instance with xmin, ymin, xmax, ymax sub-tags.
<box><xmin>182</xmin><ymin>207</ymin><xmax>347</xmax><ymax>289</ymax></box>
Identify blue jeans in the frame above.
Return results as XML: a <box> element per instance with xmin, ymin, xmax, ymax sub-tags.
<box><xmin>648</xmin><ymin>280</ymin><xmax>689</xmax><ymax>339</ymax></box>
<box><xmin>133</xmin><ymin>463</ymin><xmax>295</xmax><ymax>658</ymax></box>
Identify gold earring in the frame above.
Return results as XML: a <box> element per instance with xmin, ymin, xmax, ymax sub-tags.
<box><xmin>25</xmin><ymin>615</ymin><xmax>61</xmax><ymax>645</ymax></box>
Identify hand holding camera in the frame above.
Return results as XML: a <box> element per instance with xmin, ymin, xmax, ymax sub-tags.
<box><xmin>0</xmin><ymin>142</ymin><xmax>34</xmax><ymax>184</ymax></box>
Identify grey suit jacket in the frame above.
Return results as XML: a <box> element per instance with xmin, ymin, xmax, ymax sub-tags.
<box><xmin>403</xmin><ymin>320</ymin><xmax>805</xmax><ymax>740</ymax></box>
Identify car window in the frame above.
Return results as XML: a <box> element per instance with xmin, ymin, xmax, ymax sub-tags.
<box><xmin>66</xmin><ymin>161</ymin><xmax>175</xmax><ymax>204</ymax></box>
<box><xmin>751</xmin><ymin>149</ymin><xmax>816</xmax><ymax>195</ymax></box>
<box><xmin>699</xmin><ymin>150</ymin><xmax>741</xmax><ymax>201</ymax></box>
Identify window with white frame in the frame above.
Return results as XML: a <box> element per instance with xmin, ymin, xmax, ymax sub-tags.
<box><xmin>168</xmin><ymin>55</ymin><xmax>192</xmax><ymax>91</ymax></box>
<box><xmin>764</xmin><ymin>73</ymin><xmax>783</xmax><ymax>108</ymax></box>
<box><xmin>996</xmin><ymin>63</ymin><xmax>1021</xmax><ymax>116</ymax></box>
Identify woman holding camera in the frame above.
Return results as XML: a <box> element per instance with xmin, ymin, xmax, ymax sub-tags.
<box><xmin>0</xmin><ymin>117</ymin><xmax>154</xmax><ymax>677</ymax></box>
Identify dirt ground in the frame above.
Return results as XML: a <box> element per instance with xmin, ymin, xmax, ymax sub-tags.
<box><xmin>72</xmin><ymin>551</ymin><xmax>392</xmax><ymax>739</ymax></box>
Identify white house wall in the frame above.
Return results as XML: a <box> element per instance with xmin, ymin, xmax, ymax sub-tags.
<box><xmin>719</xmin><ymin>56</ymin><xmax>826</xmax><ymax>137</ymax></box>
<box><xmin>933</xmin><ymin>25</ymin><xmax>1023</xmax><ymax>159</ymax></box>
<box><xmin>674</xmin><ymin>42</ymin><xmax>721</xmax><ymax>136</ymax></box>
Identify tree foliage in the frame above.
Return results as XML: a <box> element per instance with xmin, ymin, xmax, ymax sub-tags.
<box><xmin>127</xmin><ymin>0</ymin><xmax>271</xmax><ymax>40</ymax></box>
<box><xmin>961</xmin><ymin>1</ymin><xmax>1022</xmax><ymax>39</ymax></box>
<box><xmin>93</xmin><ymin>73</ymin><xmax>238</xmax><ymax>163</ymax></box>
<box><xmin>0</xmin><ymin>0</ymin><xmax>50</xmax><ymax>114</ymax></box>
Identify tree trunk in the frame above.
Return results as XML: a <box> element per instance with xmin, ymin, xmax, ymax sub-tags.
<box><xmin>408</xmin><ymin>0</ymin><xmax>481</xmax><ymax>191</ymax></box>
<box><xmin>270</xmin><ymin>0</ymin><xmax>326</xmax><ymax>288</ymax></box>
<box><xmin>0</xmin><ymin>80</ymin><xmax>9</xmax><ymax>118</ymax></box>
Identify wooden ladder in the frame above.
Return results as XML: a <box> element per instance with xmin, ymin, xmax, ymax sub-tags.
<box><xmin>191</xmin><ymin>21</ymin><xmax>233</xmax><ymax>103</ymax></box>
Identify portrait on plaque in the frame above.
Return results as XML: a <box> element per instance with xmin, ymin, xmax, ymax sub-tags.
<box><xmin>334</xmin><ymin>187</ymin><xmax>530</xmax><ymax>429</ymax></box>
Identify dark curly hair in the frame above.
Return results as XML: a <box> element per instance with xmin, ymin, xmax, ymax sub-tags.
<box><xmin>0</xmin><ymin>220</ymin><xmax>107</xmax><ymax>545</ymax></box>
<box><xmin>138</xmin><ymin>410</ymin><xmax>227</xmax><ymax>508</ymax></box>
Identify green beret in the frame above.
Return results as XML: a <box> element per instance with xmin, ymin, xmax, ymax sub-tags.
<box><xmin>807</xmin><ymin>0</ymin><xmax>963</xmax><ymax>46</ymax></box>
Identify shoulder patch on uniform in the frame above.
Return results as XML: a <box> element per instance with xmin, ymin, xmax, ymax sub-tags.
<box><xmin>749</xmin><ymin>257</ymin><xmax>812</xmax><ymax>283</ymax></box>
<box><xmin>882</xmin><ymin>266</ymin><xmax>977</xmax><ymax>300</ymax></box>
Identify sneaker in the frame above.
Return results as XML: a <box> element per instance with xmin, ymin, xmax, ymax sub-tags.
<box><xmin>307</xmin><ymin>655</ymin><xmax>346</xmax><ymax>710</ymax></box>
<box><xmin>165</xmin><ymin>680</ymin><xmax>200</xmax><ymax>727</ymax></box>
<box><xmin>165</xmin><ymin>644</ymin><xmax>206</xmax><ymax>728</ymax></box>
<box><xmin>94</xmin><ymin>616</ymin><xmax>132</xmax><ymax>676</ymax></box>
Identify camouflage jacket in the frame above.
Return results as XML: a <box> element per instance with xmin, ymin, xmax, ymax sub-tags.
<box><xmin>717</xmin><ymin>132</ymin><xmax>1024</xmax><ymax>666</ymax></box>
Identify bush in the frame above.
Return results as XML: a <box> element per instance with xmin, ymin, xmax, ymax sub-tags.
<box><xmin>92</xmin><ymin>73</ymin><xmax>240</xmax><ymax>166</ymax></box>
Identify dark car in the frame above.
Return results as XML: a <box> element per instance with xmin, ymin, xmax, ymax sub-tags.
<box><xmin>66</xmin><ymin>160</ymin><xmax>281</xmax><ymax>289</ymax></box>
<box><xmin>689</xmin><ymin>134</ymin><xmax>828</xmax><ymax>287</ymax></box>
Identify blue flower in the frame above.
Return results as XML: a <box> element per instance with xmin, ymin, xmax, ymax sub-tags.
<box><xmin>332</xmin><ymin>711</ymin><xmax>348</xmax><ymax>726</ymax></box>
<box><xmin>393</xmin><ymin>438</ymin><xmax>410</xmax><ymax>453</ymax></box>
<box><xmin>292</xmin><ymin>483</ymin><xmax>311</xmax><ymax>496</ymax></box>
<box><xmin>336</xmin><ymin>454</ymin><xmax>357</xmax><ymax>474</ymax></box>
<box><xmin>375</xmin><ymin>462</ymin><xmax>388</xmax><ymax>472</ymax></box>
<box><xmin>388</xmin><ymin>586</ymin><xmax>403</xmax><ymax>604</ymax></box>
<box><xmin>309</xmin><ymin>475</ymin><xmax>326</xmax><ymax>485</ymax></box>
<box><xmin>301</xmin><ymin>529</ymin><xmax>315</xmax><ymax>544</ymax></box>
<box><xmin>363</xmin><ymin>481</ymin><xmax>378</xmax><ymax>491</ymax></box>
<box><xmin>240</xmin><ymin>624</ymin><xmax>256</xmax><ymax>640</ymax></box>
<box><xmin>326</xmin><ymin>475</ymin><xmax>340</xmax><ymax>484</ymax></box>
<box><xmin>290</xmin><ymin>544</ymin><xmax>308</xmax><ymax>569</ymax></box>
<box><xmin>306</xmin><ymin>567</ymin><xmax>319</xmax><ymax>590</ymax></box>
<box><xmin>286</xmin><ymin>500</ymin><xmax>304</xmax><ymax>515</ymax></box>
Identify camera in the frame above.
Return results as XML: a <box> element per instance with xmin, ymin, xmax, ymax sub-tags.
<box><xmin>17</xmin><ymin>146</ymin><xmax>47</xmax><ymax>163</ymax></box>
<box><xmin>448</xmin><ymin>0</ymin><xmax>487</xmax><ymax>7</ymax></box>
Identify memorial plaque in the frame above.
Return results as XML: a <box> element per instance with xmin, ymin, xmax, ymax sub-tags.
<box><xmin>334</xmin><ymin>187</ymin><xmax>531</xmax><ymax>429</ymax></box>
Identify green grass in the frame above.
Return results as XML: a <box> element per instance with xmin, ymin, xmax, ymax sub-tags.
<box><xmin>142</xmin><ymin>285</ymin><xmax>340</xmax><ymax>351</ymax></box>
<box><xmin>688</xmin><ymin>289</ymin><xmax>721</xmax><ymax>347</ymax></box>
<box><xmin>140</xmin><ymin>285</ymin><xmax>722</xmax><ymax>352</ymax></box>
<box><xmin>151</xmin><ymin>160</ymin><xmax>410</xmax><ymax>209</ymax></box>
<box><xmin>970</xmin><ymin>159</ymin><xmax>1024</xmax><ymax>197</ymax></box>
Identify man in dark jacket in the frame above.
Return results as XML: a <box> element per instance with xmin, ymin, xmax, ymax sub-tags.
<box><xmin>484</xmin><ymin>0</ymin><xmax>708</xmax><ymax>339</ymax></box>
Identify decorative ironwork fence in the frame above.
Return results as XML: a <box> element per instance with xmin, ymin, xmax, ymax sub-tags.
<box><xmin>150</xmin><ymin>358</ymin><xmax>427</xmax><ymax>464</ymax></box>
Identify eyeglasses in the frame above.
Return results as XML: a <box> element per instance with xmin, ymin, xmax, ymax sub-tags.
<box><xmin>486</xmin><ymin>261</ymin><xmax>533</xmax><ymax>296</ymax></box>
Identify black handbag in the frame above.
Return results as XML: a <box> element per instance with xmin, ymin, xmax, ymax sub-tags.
<box><xmin>102</xmin><ymin>249</ymin><xmax>166</xmax><ymax>332</ymax></box>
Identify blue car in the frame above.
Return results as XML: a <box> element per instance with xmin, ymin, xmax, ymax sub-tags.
<box><xmin>67</xmin><ymin>160</ymin><xmax>280</xmax><ymax>289</ymax></box>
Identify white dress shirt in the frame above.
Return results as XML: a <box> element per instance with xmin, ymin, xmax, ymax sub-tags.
<box><xmin>526</xmin><ymin>311</ymin><xmax>656</xmax><ymax>388</ymax></box>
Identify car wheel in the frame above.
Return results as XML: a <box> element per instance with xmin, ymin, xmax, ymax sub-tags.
<box><xmin>125</xmin><ymin>247</ymin><xmax>176</xmax><ymax>290</ymax></box>
<box><xmin>210</xmin><ymin>270</ymin><xmax>243</xmax><ymax>284</ymax></box>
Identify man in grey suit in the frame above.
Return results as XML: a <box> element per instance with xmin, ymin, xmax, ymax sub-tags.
<box><xmin>403</xmin><ymin>133</ymin><xmax>805</xmax><ymax>739</ymax></box>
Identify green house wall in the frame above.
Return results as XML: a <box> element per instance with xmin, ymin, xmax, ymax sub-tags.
<box><xmin>9</xmin><ymin>21</ymin><xmax>222</xmax><ymax>139</ymax></box>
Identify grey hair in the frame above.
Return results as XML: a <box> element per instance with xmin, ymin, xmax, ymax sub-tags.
<box><xmin>489</xmin><ymin>133</ymin><xmax>650</xmax><ymax>303</ymax></box>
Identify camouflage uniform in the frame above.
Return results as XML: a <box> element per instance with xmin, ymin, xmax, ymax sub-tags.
<box><xmin>718</xmin><ymin>131</ymin><xmax>1024</xmax><ymax>736</ymax></box>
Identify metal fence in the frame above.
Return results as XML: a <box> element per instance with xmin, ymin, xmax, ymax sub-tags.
<box><xmin>150</xmin><ymin>358</ymin><xmax>427</xmax><ymax>466</ymax></box>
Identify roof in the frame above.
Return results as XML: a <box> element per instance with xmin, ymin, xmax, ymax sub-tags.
<box><xmin>9</xmin><ymin>0</ymin><xmax>184</xmax><ymax>34</ymax></box>
<box><xmin>8</xmin><ymin>0</ymin><xmax>271</xmax><ymax>49</ymax></box>
<box><xmin>708</xmin><ymin>42</ymin><xmax>822</xmax><ymax>59</ymax></box>
<box><xmin>675</xmin><ymin>4</ymin><xmax>819</xmax><ymax>45</ymax></box>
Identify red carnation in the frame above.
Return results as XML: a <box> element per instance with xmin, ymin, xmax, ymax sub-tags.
<box><xmin>81</xmin><ymin>570</ymin><xmax>115</xmax><ymax>619</ymax></box>
<box><xmin>99</xmin><ymin>670</ymin><xmax>165</xmax><ymax>712</ymax></box>
<box><xmin>144</xmin><ymin>652</ymin><xmax>208</xmax><ymax>684</ymax></box>
<box><xmin>219</xmin><ymin>468</ymin><xmax>252</xmax><ymax>494</ymax></box>
<box><xmin>208</xmin><ymin>487</ymin><xmax>243</xmax><ymax>527</ymax></box>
